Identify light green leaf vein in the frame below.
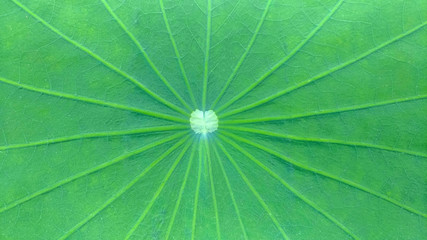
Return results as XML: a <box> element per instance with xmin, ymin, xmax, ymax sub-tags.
<box><xmin>221</xmin><ymin>131</ymin><xmax>427</xmax><ymax>218</ymax></box>
<box><xmin>159</xmin><ymin>0</ymin><xmax>198</xmax><ymax>108</ymax></box>
<box><xmin>216</xmin><ymin>139</ymin><xmax>290</xmax><ymax>240</ymax></box>
<box><xmin>219</xmin><ymin>134</ymin><xmax>359</xmax><ymax>240</ymax></box>
<box><xmin>100</xmin><ymin>0</ymin><xmax>193</xmax><ymax>112</ymax></box>
<box><xmin>211</xmin><ymin>140</ymin><xmax>249</xmax><ymax>240</ymax></box>
<box><xmin>124</xmin><ymin>138</ymin><xmax>193</xmax><ymax>240</ymax></box>
<box><xmin>210</xmin><ymin>0</ymin><xmax>273</xmax><ymax>109</ymax></box>
<box><xmin>0</xmin><ymin>126</ymin><xmax>187</xmax><ymax>151</ymax></box>
<box><xmin>219</xmin><ymin>21</ymin><xmax>427</xmax><ymax>118</ymax></box>
<box><xmin>0</xmin><ymin>76</ymin><xmax>188</xmax><ymax>123</ymax></box>
<box><xmin>165</xmin><ymin>142</ymin><xmax>198</xmax><ymax>240</ymax></box>
<box><xmin>204</xmin><ymin>139</ymin><xmax>221</xmax><ymax>240</ymax></box>
<box><xmin>191</xmin><ymin>138</ymin><xmax>204</xmax><ymax>240</ymax></box>
<box><xmin>215</xmin><ymin>0</ymin><xmax>345</xmax><ymax>113</ymax></box>
<box><xmin>58</xmin><ymin>134</ymin><xmax>191</xmax><ymax>240</ymax></box>
<box><xmin>221</xmin><ymin>126</ymin><xmax>427</xmax><ymax>158</ymax></box>
<box><xmin>202</xmin><ymin>0</ymin><xmax>212</xmax><ymax>110</ymax></box>
<box><xmin>0</xmin><ymin>132</ymin><xmax>188</xmax><ymax>214</ymax></box>
<box><xmin>220</xmin><ymin>95</ymin><xmax>427</xmax><ymax>124</ymax></box>
<box><xmin>10</xmin><ymin>0</ymin><xmax>189</xmax><ymax>117</ymax></box>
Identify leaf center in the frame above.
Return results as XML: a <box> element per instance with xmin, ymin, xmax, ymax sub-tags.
<box><xmin>190</xmin><ymin>110</ymin><xmax>218</xmax><ymax>134</ymax></box>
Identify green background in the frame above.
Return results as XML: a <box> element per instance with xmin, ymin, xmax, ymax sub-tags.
<box><xmin>0</xmin><ymin>0</ymin><xmax>426</xmax><ymax>239</ymax></box>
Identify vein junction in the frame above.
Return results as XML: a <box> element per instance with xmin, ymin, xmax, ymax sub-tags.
<box><xmin>190</xmin><ymin>110</ymin><xmax>218</xmax><ymax>134</ymax></box>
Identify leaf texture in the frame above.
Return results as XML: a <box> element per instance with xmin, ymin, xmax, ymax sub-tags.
<box><xmin>0</xmin><ymin>0</ymin><xmax>426</xmax><ymax>239</ymax></box>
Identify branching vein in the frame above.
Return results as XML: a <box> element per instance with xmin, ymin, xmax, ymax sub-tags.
<box><xmin>124</xmin><ymin>138</ymin><xmax>193</xmax><ymax>240</ymax></box>
<box><xmin>204</xmin><ymin>139</ymin><xmax>221</xmax><ymax>239</ymax></box>
<box><xmin>221</xmin><ymin>126</ymin><xmax>427</xmax><ymax>158</ymax></box>
<box><xmin>10</xmin><ymin>0</ymin><xmax>189</xmax><ymax>117</ymax></box>
<box><xmin>221</xmin><ymin>131</ymin><xmax>427</xmax><ymax>218</ymax></box>
<box><xmin>220</xmin><ymin>95</ymin><xmax>427</xmax><ymax>124</ymax></box>
<box><xmin>202</xmin><ymin>0</ymin><xmax>212</xmax><ymax>110</ymax></box>
<box><xmin>216</xmin><ymin>140</ymin><xmax>290</xmax><ymax>240</ymax></box>
<box><xmin>159</xmin><ymin>0</ymin><xmax>198</xmax><ymax>108</ymax></box>
<box><xmin>219</xmin><ymin>21</ymin><xmax>427</xmax><ymax>118</ymax></box>
<box><xmin>210</xmin><ymin>0</ymin><xmax>273</xmax><ymax>109</ymax></box>
<box><xmin>211</xmin><ymin>141</ymin><xmax>249</xmax><ymax>240</ymax></box>
<box><xmin>58</xmin><ymin>135</ymin><xmax>190</xmax><ymax>240</ymax></box>
<box><xmin>215</xmin><ymin>0</ymin><xmax>345</xmax><ymax>113</ymax></box>
<box><xmin>0</xmin><ymin>126</ymin><xmax>187</xmax><ymax>151</ymax></box>
<box><xmin>0</xmin><ymin>77</ymin><xmax>188</xmax><ymax>123</ymax></box>
<box><xmin>101</xmin><ymin>0</ymin><xmax>193</xmax><ymax>112</ymax></box>
<box><xmin>165</xmin><ymin>143</ymin><xmax>197</xmax><ymax>240</ymax></box>
<box><xmin>191</xmin><ymin>139</ymin><xmax>204</xmax><ymax>240</ymax></box>
<box><xmin>219</xmin><ymin>134</ymin><xmax>359</xmax><ymax>240</ymax></box>
<box><xmin>0</xmin><ymin>132</ymin><xmax>187</xmax><ymax>214</ymax></box>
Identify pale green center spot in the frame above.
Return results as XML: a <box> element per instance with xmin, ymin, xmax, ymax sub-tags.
<box><xmin>190</xmin><ymin>109</ymin><xmax>218</xmax><ymax>134</ymax></box>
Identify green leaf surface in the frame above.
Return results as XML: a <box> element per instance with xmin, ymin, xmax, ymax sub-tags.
<box><xmin>0</xmin><ymin>0</ymin><xmax>426</xmax><ymax>239</ymax></box>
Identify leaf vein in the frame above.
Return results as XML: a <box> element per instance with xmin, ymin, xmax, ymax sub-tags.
<box><xmin>204</xmin><ymin>139</ymin><xmax>221</xmax><ymax>239</ymax></box>
<box><xmin>165</xmin><ymin>143</ymin><xmax>198</xmax><ymax>240</ymax></box>
<box><xmin>59</xmin><ymin>135</ymin><xmax>189</xmax><ymax>240</ymax></box>
<box><xmin>124</xmin><ymin>138</ymin><xmax>193</xmax><ymax>240</ymax></box>
<box><xmin>0</xmin><ymin>77</ymin><xmax>188</xmax><ymax>123</ymax></box>
<box><xmin>202</xmin><ymin>0</ymin><xmax>212</xmax><ymax>110</ymax></box>
<box><xmin>220</xmin><ymin>95</ymin><xmax>427</xmax><ymax>124</ymax></box>
<box><xmin>221</xmin><ymin>126</ymin><xmax>427</xmax><ymax>158</ymax></box>
<box><xmin>210</xmin><ymin>0</ymin><xmax>273</xmax><ymax>109</ymax></box>
<box><xmin>211</xmin><ymin>141</ymin><xmax>249</xmax><ymax>240</ymax></box>
<box><xmin>216</xmin><ymin>139</ymin><xmax>290</xmax><ymax>240</ymax></box>
<box><xmin>191</xmin><ymin>139</ymin><xmax>204</xmax><ymax>240</ymax></box>
<box><xmin>0</xmin><ymin>126</ymin><xmax>187</xmax><ymax>151</ymax></box>
<box><xmin>101</xmin><ymin>0</ymin><xmax>193</xmax><ymax>112</ymax></box>
<box><xmin>222</xmin><ymin>131</ymin><xmax>427</xmax><ymax>218</ymax></box>
<box><xmin>219</xmin><ymin>21</ymin><xmax>427</xmax><ymax>118</ymax></box>
<box><xmin>0</xmin><ymin>132</ymin><xmax>187</xmax><ymax>215</ymax></box>
<box><xmin>159</xmin><ymin>0</ymin><xmax>198</xmax><ymax>108</ymax></box>
<box><xmin>10</xmin><ymin>0</ymin><xmax>189</xmax><ymax>117</ymax></box>
<box><xmin>219</xmin><ymin>133</ymin><xmax>359</xmax><ymax>240</ymax></box>
<box><xmin>216</xmin><ymin>0</ymin><xmax>345</xmax><ymax>113</ymax></box>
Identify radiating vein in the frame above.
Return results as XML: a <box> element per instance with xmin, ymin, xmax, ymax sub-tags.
<box><xmin>124</xmin><ymin>139</ymin><xmax>193</xmax><ymax>240</ymax></box>
<box><xmin>220</xmin><ymin>95</ymin><xmax>427</xmax><ymax>124</ymax></box>
<box><xmin>58</xmin><ymin>135</ymin><xmax>190</xmax><ymax>240</ymax></box>
<box><xmin>159</xmin><ymin>0</ymin><xmax>197</xmax><ymax>108</ymax></box>
<box><xmin>0</xmin><ymin>76</ymin><xmax>188</xmax><ymax>123</ymax></box>
<box><xmin>219</xmin><ymin>134</ymin><xmax>359</xmax><ymax>240</ymax></box>
<box><xmin>210</xmin><ymin>0</ymin><xmax>273</xmax><ymax>110</ymax></box>
<box><xmin>211</xmin><ymin>0</ymin><xmax>241</xmax><ymax>36</ymax></box>
<box><xmin>100</xmin><ymin>0</ymin><xmax>193</xmax><ymax>112</ymax></box>
<box><xmin>0</xmin><ymin>126</ymin><xmax>187</xmax><ymax>151</ymax></box>
<box><xmin>191</xmin><ymin>138</ymin><xmax>203</xmax><ymax>240</ymax></box>
<box><xmin>221</xmin><ymin>126</ymin><xmax>427</xmax><ymax>158</ymax></box>
<box><xmin>221</xmin><ymin>131</ymin><xmax>427</xmax><ymax>218</ymax></box>
<box><xmin>165</xmin><ymin>143</ymin><xmax>197</xmax><ymax>240</ymax></box>
<box><xmin>215</xmin><ymin>0</ymin><xmax>345</xmax><ymax>113</ymax></box>
<box><xmin>216</xmin><ymin>140</ymin><xmax>290</xmax><ymax>240</ymax></box>
<box><xmin>0</xmin><ymin>132</ymin><xmax>188</xmax><ymax>214</ymax></box>
<box><xmin>202</xmin><ymin>0</ymin><xmax>212</xmax><ymax>110</ymax></box>
<box><xmin>204</xmin><ymin>139</ymin><xmax>221</xmax><ymax>239</ymax></box>
<box><xmin>10</xmin><ymin>0</ymin><xmax>189</xmax><ymax>117</ymax></box>
<box><xmin>219</xmin><ymin>21</ymin><xmax>427</xmax><ymax>118</ymax></box>
<box><xmin>211</xmin><ymin>141</ymin><xmax>249</xmax><ymax>240</ymax></box>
